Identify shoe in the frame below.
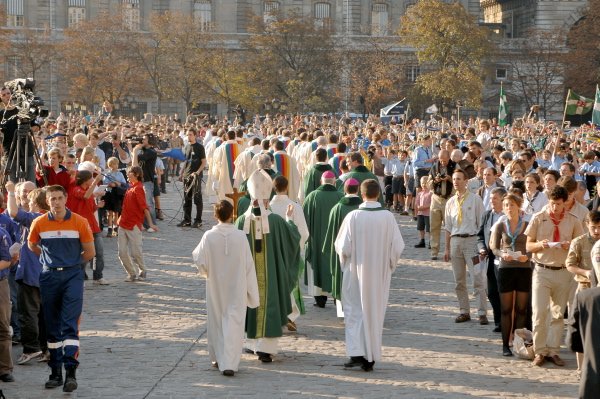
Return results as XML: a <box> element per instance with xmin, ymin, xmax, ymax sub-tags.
<box><xmin>63</xmin><ymin>367</ymin><xmax>77</xmax><ymax>392</ymax></box>
<box><xmin>45</xmin><ymin>367</ymin><xmax>63</xmax><ymax>389</ymax></box>
<box><xmin>455</xmin><ymin>313</ymin><xmax>471</xmax><ymax>323</ymax></box>
<box><xmin>211</xmin><ymin>361</ymin><xmax>219</xmax><ymax>369</ymax></box>
<box><xmin>493</xmin><ymin>324</ymin><xmax>501</xmax><ymax>333</ymax></box>
<box><xmin>431</xmin><ymin>256</ymin><xmax>438</xmax><ymax>261</ymax></box>
<box><xmin>146</xmin><ymin>227</ymin><xmax>157</xmax><ymax>233</ymax></box>
<box><xmin>257</xmin><ymin>352</ymin><xmax>272</xmax><ymax>363</ymax></box>
<box><xmin>479</xmin><ymin>315</ymin><xmax>489</xmax><ymax>325</ymax></box>
<box><xmin>532</xmin><ymin>354</ymin><xmax>546</xmax><ymax>367</ymax></box>
<box><xmin>113</xmin><ymin>226</ymin><xmax>119</xmax><ymax>237</ymax></box>
<box><xmin>313</xmin><ymin>296</ymin><xmax>327</xmax><ymax>308</ymax></box>
<box><xmin>124</xmin><ymin>275</ymin><xmax>137</xmax><ymax>282</ymax></box>
<box><xmin>17</xmin><ymin>350</ymin><xmax>42</xmax><ymax>365</ymax></box>
<box><xmin>93</xmin><ymin>278</ymin><xmax>109</xmax><ymax>286</ymax></box>
<box><xmin>428</xmin><ymin>243</ymin><xmax>431</xmax><ymax>249</ymax></box>
<box><xmin>177</xmin><ymin>221</ymin><xmax>191</xmax><ymax>227</ymax></box>
<box><xmin>414</xmin><ymin>240</ymin><xmax>426</xmax><ymax>248</ymax></box>
<box><xmin>0</xmin><ymin>373</ymin><xmax>14</xmax><ymax>382</ymax></box>
<box><xmin>343</xmin><ymin>356</ymin><xmax>366</xmax><ymax>368</ymax></box>
<box><xmin>546</xmin><ymin>354</ymin><xmax>565</xmax><ymax>367</ymax></box>
<box><xmin>192</xmin><ymin>221</ymin><xmax>203</xmax><ymax>228</ymax></box>
<box><xmin>400</xmin><ymin>211</ymin><xmax>409</xmax><ymax>216</ymax></box>
<box><xmin>138</xmin><ymin>271</ymin><xmax>147</xmax><ymax>281</ymax></box>
<box><xmin>286</xmin><ymin>319</ymin><xmax>297</xmax><ymax>332</ymax></box>
<box><xmin>413</xmin><ymin>216</ymin><xmax>417</xmax><ymax>221</ymax></box>
<box><xmin>156</xmin><ymin>209</ymin><xmax>164</xmax><ymax>220</ymax></box>
<box><xmin>222</xmin><ymin>370</ymin><xmax>234</xmax><ymax>377</ymax></box>
<box><xmin>105</xmin><ymin>227</ymin><xmax>113</xmax><ymax>237</ymax></box>
<box><xmin>502</xmin><ymin>346</ymin><xmax>513</xmax><ymax>357</ymax></box>
<box><xmin>37</xmin><ymin>351</ymin><xmax>50</xmax><ymax>362</ymax></box>
<box><xmin>361</xmin><ymin>361</ymin><xmax>375</xmax><ymax>372</ymax></box>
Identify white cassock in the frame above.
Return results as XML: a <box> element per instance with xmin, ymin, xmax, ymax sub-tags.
<box><xmin>269</xmin><ymin>194</ymin><xmax>310</xmax><ymax>322</ymax></box>
<box><xmin>233</xmin><ymin>146</ymin><xmax>260</xmax><ymax>189</ymax></box>
<box><xmin>211</xmin><ymin>140</ymin><xmax>241</xmax><ymax>200</ymax></box>
<box><xmin>272</xmin><ymin>151</ymin><xmax>301</xmax><ymax>202</ymax></box>
<box><xmin>334</xmin><ymin>201</ymin><xmax>405</xmax><ymax>362</ymax></box>
<box><xmin>192</xmin><ymin>223</ymin><xmax>260</xmax><ymax>372</ymax></box>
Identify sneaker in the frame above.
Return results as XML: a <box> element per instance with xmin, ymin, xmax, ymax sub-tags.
<box><xmin>93</xmin><ymin>279</ymin><xmax>109</xmax><ymax>286</ymax></box>
<box><xmin>105</xmin><ymin>227</ymin><xmax>113</xmax><ymax>238</ymax></box>
<box><xmin>192</xmin><ymin>221</ymin><xmax>203</xmax><ymax>228</ymax></box>
<box><xmin>156</xmin><ymin>209</ymin><xmax>164</xmax><ymax>220</ymax></box>
<box><xmin>37</xmin><ymin>351</ymin><xmax>50</xmax><ymax>362</ymax></box>
<box><xmin>502</xmin><ymin>346</ymin><xmax>513</xmax><ymax>357</ymax></box>
<box><xmin>146</xmin><ymin>227</ymin><xmax>157</xmax><ymax>233</ymax></box>
<box><xmin>138</xmin><ymin>271</ymin><xmax>147</xmax><ymax>280</ymax></box>
<box><xmin>176</xmin><ymin>221</ymin><xmax>191</xmax><ymax>227</ymax></box>
<box><xmin>479</xmin><ymin>315</ymin><xmax>489</xmax><ymax>325</ymax></box>
<box><xmin>124</xmin><ymin>275</ymin><xmax>137</xmax><ymax>282</ymax></box>
<box><xmin>17</xmin><ymin>351</ymin><xmax>43</xmax><ymax>365</ymax></box>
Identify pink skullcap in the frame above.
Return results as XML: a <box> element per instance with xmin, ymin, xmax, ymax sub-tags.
<box><xmin>345</xmin><ymin>178</ymin><xmax>360</xmax><ymax>187</ymax></box>
<box><xmin>322</xmin><ymin>171</ymin><xmax>336</xmax><ymax>179</ymax></box>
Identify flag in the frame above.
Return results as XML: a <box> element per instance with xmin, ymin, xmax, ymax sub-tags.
<box><xmin>593</xmin><ymin>85</ymin><xmax>600</xmax><ymax>126</ymax></box>
<box><xmin>498</xmin><ymin>85</ymin><xmax>508</xmax><ymax>127</ymax></box>
<box><xmin>565</xmin><ymin>89</ymin><xmax>594</xmax><ymax>115</ymax></box>
<box><xmin>425</xmin><ymin>104</ymin><xmax>438</xmax><ymax>114</ymax></box>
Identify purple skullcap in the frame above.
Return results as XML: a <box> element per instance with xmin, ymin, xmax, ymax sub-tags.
<box><xmin>345</xmin><ymin>178</ymin><xmax>360</xmax><ymax>187</ymax></box>
<box><xmin>322</xmin><ymin>171</ymin><xmax>336</xmax><ymax>179</ymax></box>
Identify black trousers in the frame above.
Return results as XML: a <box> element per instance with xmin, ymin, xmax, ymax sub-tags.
<box><xmin>17</xmin><ymin>282</ymin><xmax>46</xmax><ymax>354</ymax></box>
<box><xmin>183</xmin><ymin>174</ymin><xmax>203</xmax><ymax>223</ymax></box>
<box><xmin>486</xmin><ymin>255</ymin><xmax>501</xmax><ymax>326</ymax></box>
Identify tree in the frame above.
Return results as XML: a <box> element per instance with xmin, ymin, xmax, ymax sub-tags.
<box><xmin>399</xmin><ymin>0</ymin><xmax>492</xmax><ymax>108</ymax></box>
<box><xmin>505</xmin><ymin>29</ymin><xmax>566</xmax><ymax>120</ymax></box>
<box><xmin>59</xmin><ymin>11</ymin><xmax>146</xmax><ymax>108</ymax></box>
<box><xmin>244</xmin><ymin>11</ymin><xmax>341</xmax><ymax>113</ymax></box>
<box><xmin>5</xmin><ymin>26</ymin><xmax>55</xmax><ymax>81</ymax></box>
<box><xmin>565</xmin><ymin>0</ymin><xmax>600</xmax><ymax>95</ymax></box>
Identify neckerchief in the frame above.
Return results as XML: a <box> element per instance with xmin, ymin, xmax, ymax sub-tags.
<box><xmin>549</xmin><ymin>210</ymin><xmax>564</xmax><ymax>242</ymax></box>
<box><xmin>504</xmin><ymin>216</ymin><xmax>523</xmax><ymax>252</ymax></box>
<box><xmin>525</xmin><ymin>190</ymin><xmax>540</xmax><ymax>214</ymax></box>
<box><xmin>456</xmin><ymin>191</ymin><xmax>469</xmax><ymax>226</ymax></box>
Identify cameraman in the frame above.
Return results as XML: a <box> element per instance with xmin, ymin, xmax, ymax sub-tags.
<box><xmin>0</xmin><ymin>86</ymin><xmax>35</xmax><ymax>182</ymax></box>
<box><xmin>131</xmin><ymin>134</ymin><xmax>158</xmax><ymax>229</ymax></box>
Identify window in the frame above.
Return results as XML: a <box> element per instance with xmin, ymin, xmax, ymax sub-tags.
<box><xmin>122</xmin><ymin>0</ymin><xmax>140</xmax><ymax>31</ymax></box>
<box><xmin>314</xmin><ymin>2</ymin><xmax>331</xmax><ymax>29</ymax></box>
<box><xmin>193</xmin><ymin>0</ymin><xmax>212</xmax><ymax>31</ymax></box>
<box><xmin>4</xmin><ymin>56</ymin><xmax>21</xmax><ymax>79</ymax></box>
<box><xmin>405</xmin><ymin>0</ymin><xmax>417</xmax><ymax>12</ymax></box>
<box><xmin>6</xmin><ymin>0</ymin><xmax>24</xmax><ymax>27</ymax></box>
<box><xmin>263</xmin><ymin>1</ymin><xmax>279</xmax><ymax>24</ymax></box>
<box><xmin>496</xmin><ymin>68</ymin><xmax>507</xmax><ymax>80</ymax></box>
<box><xmin>68</xmin><ymin>1</ymin><xmax>86</xmax><ymax>27</ymax></box>
<box><xmin>404</xmin><ymin>65</ymin><xmax>420</xmax><ymax>83</ymax></box>
<box><xmin>371</xmin><ymin>3</ymin><xmax>388</xmax><ymax>36</ymax></box>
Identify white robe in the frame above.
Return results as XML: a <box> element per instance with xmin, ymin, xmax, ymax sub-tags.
<box><xmin>211</xmin><ymin>140</ymin><xmax>241</xmax><ymax>200</ymax></box>
<box><xmin>334</xmin><ymin>201</ymin><xmax>405</xmax><ymax>362</ymax></box>
<box><xmin>272</xmin><ymin>151</ymin><xmax>301</xmax><ymax>202</ymax></box>
<box><xmin>192</xmin><ymin>223</ymin><xmax>260</xmax><ymax>372</ymax></box>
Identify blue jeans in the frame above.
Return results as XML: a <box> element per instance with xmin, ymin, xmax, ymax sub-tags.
<box><xmin>82</xmin><ymin>233</ymin><xmax>105</xmax><ymax>280</ymax></box>
<box><xmin>8</xmin><ymin>270</ymin><xmax>20</xmax><ymax>339</ymax></box>
<box><xmin>142</xmin><ymin>181</ymin><xmax>156</xmax><ymax>226</ymax></box>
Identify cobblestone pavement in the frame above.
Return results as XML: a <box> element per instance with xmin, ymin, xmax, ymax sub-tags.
<box><xmin>5</xmin><ymin>181</ymin><xmax>579</xmax><ymax>398</ymax></box>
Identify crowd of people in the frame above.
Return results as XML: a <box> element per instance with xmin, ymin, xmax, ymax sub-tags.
<box><xmin>1</xmin><ymin>86</ymin><xmax>599</xmax><ymax>396</ymax></box>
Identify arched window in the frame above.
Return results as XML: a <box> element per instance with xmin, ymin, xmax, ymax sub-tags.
<box><xmin>371</xmin><ymin>3</ymin><xmax>388</xmax><ymax>36</ymax></box>
<box><xmin>314</xmin><ymin>2</ymin><xmax>331</xmax><ymax>29</ymax></box>
<box><xmin>193</xmin><ymin>0</ymin><xmax>212</xmax><ymax>31</ymax></box>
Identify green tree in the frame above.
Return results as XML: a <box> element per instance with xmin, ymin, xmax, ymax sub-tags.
<box><xmin>244</xmin><ymin>11</ymin><xmax>341</xmax><ymax>113</ymax></box>
<box><xmin>399</xmin><ymin>0</ymin><xmax>492</xmax><ymax>108</ymax></box>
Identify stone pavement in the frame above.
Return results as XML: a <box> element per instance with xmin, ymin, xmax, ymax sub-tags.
<box><xmin>5</xmin><ymin>181</ymin><xmax>579</xmax><ymax>398</ymax></box>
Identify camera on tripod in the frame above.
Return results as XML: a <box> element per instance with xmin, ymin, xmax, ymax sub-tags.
<box><xmin>3</xmin><ymin>78</ymin><xmax>49</xmax><ymax>122</ymax></box>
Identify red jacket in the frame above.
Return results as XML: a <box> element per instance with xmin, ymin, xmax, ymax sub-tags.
<box><xmin>119</xmin><ymin>181</ymin><xmax>147</xmax><ymax>230</ymax></box>
<box><xmin>36</xmin><ymin>165</ymin><xmax>73</xmax><ymax>190</ymax></box>
<box><xmin>66</xmin><ymin>185</ymin><xmax>100</xmax><ymax>234</ymax></box>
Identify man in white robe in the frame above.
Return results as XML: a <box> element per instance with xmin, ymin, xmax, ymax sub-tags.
<box><xmin>272</xmin><ymin>140</ymin><xmax>301</xmax><ymax>202</ymax></box>
<box><xmin>233</xmin><ymin>137</ymin><xmax>261</xmax><ymax>189</ymax></box>
<box><xmin>192</xmin><ymin>200</ymin><xmax>259</xmax><ymax>377</ymax></box>
<box><xmin>270</xmin><ymin>176</ymin><xmax>309</xmax><ymax>330</ymax></box>
<box><xmin>211</xmin><ymin>130</ymin><xmax>242</xmax><ymax>200</ymax></box>
<box><xmin>335</xmin><ymin>179</ymin><xmax>405</xmax><ymax>372</ymax></box>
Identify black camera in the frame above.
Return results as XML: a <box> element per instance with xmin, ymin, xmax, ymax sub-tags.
<box><xmin>3</xmin><ymin>78</ymin><xmax>49</xmax><ymax>122</ymax></box>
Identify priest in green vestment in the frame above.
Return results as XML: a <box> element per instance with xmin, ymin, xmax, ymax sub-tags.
<box><xmin>323</xmin><ymin>178</ymin><xmax>362</xmax><ymax>316</ymax></box>
<box><xmin>302</xmin><ymin>148</ymin><xmax>335</xmax><ymax>201</ymax></box>
<box><xmin>303</xmin><ymin>171</ymin><xmax>344</xmax><ymax>308</ymax></box>
<box><xmin>235</xmin><ymin>168</ymin><xmax>300</xmax><ymax>363</ymax></box>
<box><xmin>344</xmin><ymin>152</ymin><xmax>384</xmax><ymax>204</ymax></box>
<box><xmin>237</xmin><ymin>154</ymin><xmax>280</xmax><ymax>215</ymax></box>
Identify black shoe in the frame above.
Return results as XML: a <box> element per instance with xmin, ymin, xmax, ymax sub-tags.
<box><xmin>0</xmin><ymin>373</ymin><xmax>14</xmax><ymax>382</ymax></box>
<box><xmin>192</xmin><ymin>221</ymin><xmax>203</xmax><ymax>228</ymax></box>
<box><xmin>313</xmin><ymin>296</ymin><xmax>327</xmax><ymax>308</ymax></box>
<box><xmin>222</xmin><ymin>370</ymin><xmax>234</xmax><ymax>377</ymax></box>
<box><xmin>343</xmin><ymin>356</ymin><xmax>366</xmax><ymax>368</ymax></box>
<box><xmin>257</xmin><ymin>352</ymin><xmax>272</xmax><ymax>363</ymax></box>
<box><xmin>414</xmin><ymin>240</ymin><xmax>426</xmax><ymax>248</ymax></box>
<box><xmin>493</xmin><ymin>324</ymin><xmax>501</xmax><ymax>333</ymax></box>
<box><xmin>502</xmin><ymin>346</ymin><xmax>513</xmax><ymax>357</ymax></box>
<box><xmin>45</xmin><ymin>368</ymin><xmax>63</xmax><ymax>389</ymax></box>
<box><xmin>63</xmin><ymin>367</ymin><xmax>77</xmax><ymax>392</ymax></box>
<box><xmin>177</xmin><ymin>221</ymin><xmax>191</xmax><ymax>227</ymax></box>
<box><xmin>361</xmin><ymin>361</ymin><xmax>375</xmax><ymax>372</ymax></box>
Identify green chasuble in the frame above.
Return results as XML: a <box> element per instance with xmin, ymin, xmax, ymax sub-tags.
<box><xmin>302</xmin><ymin>184</ymin><xmax>344</xmax><ymax>292</ymax></box>
<box><xmin>322</xmin><ymin>195</ymin><xmax>362</xmax><ymax>300</ymax></box>
<box><xmin>342</xmin><ymin>165</ymin><xmax>384</xmax><ymax>204</ymax></box>
<box><xmin>303</xmin><ymin>163</ymin><xmax>335</xmax><ymax>199</ymax></box>
<box><xmin>235</xmin><ymin>211</ymin><xmax>300</xmax><ymax>339</ymax></box>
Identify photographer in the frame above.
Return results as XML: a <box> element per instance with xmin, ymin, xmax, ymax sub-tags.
<box><xmin>131</xmin><ymin>134</ymin><xmax>158</xmax><ymax>229</ymax></box>
<box><xmin>0</xmin><ymin>86</ymin><xmax>36</xmax><ymax>182</ymax></box>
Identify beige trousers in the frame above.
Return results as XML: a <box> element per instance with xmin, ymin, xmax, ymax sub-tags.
<box><xmin>118</xmin><ymin>225</ymin><xmax>146</xmax><ymax>278</ymax></box>
<box><xmin>430</xmin><ymin>195</ymin><xmax>447</xmax><ymax>257</ymax></box>
<box><xmin>450</xmin><ymin>236</ymin><xmax>487</xmax><ymax>316</ymax></box>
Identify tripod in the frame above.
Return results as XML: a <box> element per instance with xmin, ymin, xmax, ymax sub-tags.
<box><xmin>0</xmin><ymin>120</ymin><xmax>47</xmax><ymax>187</ymax></box>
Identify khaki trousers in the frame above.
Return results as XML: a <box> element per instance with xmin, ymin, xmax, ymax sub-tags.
<box><xmin>118</xmin><ymin>225</ymin><xmax>146</xmax><ymax>278</ymax></box>
<box><xmin>450</xmin><ymin>236</ymin><xmax>487</xmax><ymax>316</ymax></box>
<box><xmin>430</xmin><ymin>195</ymin><xmax>447</xmax><ymax>257</ymax></box>
<box><xmin>532</xmin><ymin>266</ymin><xmax>572</xmax><ymax>356</ymax></box>
<box><xmin>0</xmin><ymin>279</ymin><xmax>13</xmax><ymax>375</ymax></box>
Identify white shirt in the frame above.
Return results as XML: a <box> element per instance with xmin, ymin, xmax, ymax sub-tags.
<box><xmin>444</xmin><ymin>191</ymin><xmax>484</xmax><ymax>236</ymax></box>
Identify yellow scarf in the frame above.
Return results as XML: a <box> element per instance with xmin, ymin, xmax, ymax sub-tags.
<box><xmin>456</xmin><ymin>191</ymin><xmax>469</xmax><ymax>226</ymax></box>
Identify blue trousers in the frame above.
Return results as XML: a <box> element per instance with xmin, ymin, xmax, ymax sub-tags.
<box><xmin>40</xmin><ymin>266</ymin><xmax>84</xmax><ymax>369</ymax></box>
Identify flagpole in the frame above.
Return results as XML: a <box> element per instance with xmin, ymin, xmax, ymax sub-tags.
<box><xmin>562</xmin><ymin>89</ymin><xmax>570</xmax><ymax>128</ymax></box>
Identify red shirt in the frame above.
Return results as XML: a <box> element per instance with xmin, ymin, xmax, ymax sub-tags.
<box><xmin>66</xmin><ymin>185</ymin><xmax>100</xmax><ymax>234</ymax></box>
<box><xmin>36</xmin><ymin>165</ymin><xmax>73</xmax><ymax>190</ymax></box>
<box><xmin>119</xmin><ymin>181</ymin><xmax>147</xmax><ymax>230</ymax></box>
